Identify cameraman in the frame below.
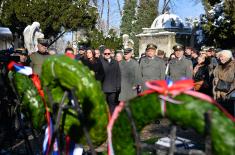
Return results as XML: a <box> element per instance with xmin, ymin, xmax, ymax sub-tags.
<box><xmin>12</xmin><ymin>48</ymin><xmax>30</xmax><ymax>66</ymax></box>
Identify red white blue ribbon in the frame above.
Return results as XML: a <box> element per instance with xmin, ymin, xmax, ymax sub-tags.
<box><xmin>107</xmin><ymin>102</ymin><xmax>125</xmax><ymax>155</ymax></box>
<box><xmin>65</xmin><ymin>136</ymin><xmax>83</xmax><ymax>155</ymax></box>
<box><xmin>43</xmin><ymin>118</ymin><xmax>60</xmax><ymax>155</ymax></box>
<box><xmin>7</xmin><ymin>61</ymin><xmax>32</xmax><ymax>76</ymax></box>
<box><xmin>143</xmin><ymin>79</ymin><xmax>235</xmax><ymax>122</ymax></box>
<box><xmin>107</xmin><ymin>79</ymin><xmax>235</xmax><ymax>155</ymax></box>
<box><xmin>144</xmin><ymin>79</ymin><xmax>194</xmax><ymax>116</ymax></box>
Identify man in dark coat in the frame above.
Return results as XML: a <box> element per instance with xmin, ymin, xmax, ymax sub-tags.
<box><xmin>168</xmin><ymin>44</ymin><xmax>193</xmax><ymax>81</ymax></box>
<box><xmin>140</xmin><ymin>43</ymin><xmax>166</xmax><ymax>90</ymax></box>
<box><xmin>119</xmin><ymin>48</ymin><xmax>142</xmax><ymax>101</ymax></box>
<box><xmin>100</xmin><ymin>48</ymin><xmax>121</xmax><ymax>114</ymax></box>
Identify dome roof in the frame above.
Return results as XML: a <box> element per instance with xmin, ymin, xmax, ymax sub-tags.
<box><xmin>151</xmin><ymin>12</ymin><xmax>184</xmax><ymax>29</ymax></box>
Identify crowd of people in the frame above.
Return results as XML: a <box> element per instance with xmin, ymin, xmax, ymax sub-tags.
<box><xmin>13</xmin><ymin>38</ymin><xmax>235</xmax><ymax>116</ymax></box>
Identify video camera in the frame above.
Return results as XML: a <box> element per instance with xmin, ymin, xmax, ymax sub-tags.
<box><xmin>0</xmin><ymin>48</ymin><xmax>20</xmax><ymax>63</ymax></box>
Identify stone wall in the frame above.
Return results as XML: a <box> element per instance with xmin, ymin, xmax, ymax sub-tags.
<box><xmin>137</xmin><ymin>31</ymin><xmax>192</xmax><ymax>58</ymax></box>
<box><xmin>138</xmin><ymin>32</ymin><xmax>176</xmax><ymax>57</ymax></box>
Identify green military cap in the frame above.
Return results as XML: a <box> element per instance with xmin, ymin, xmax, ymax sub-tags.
<box><xmin>124</xmin><ymin>48</ymin><xmax>133</xmax><ymax>54</ymax></box>
<box><xmin>146</xmin><ymin>43</ymin><xmax>157</xmax><ymax>50</ymax></box>
<box><xmin>201</xmin><ymin>45</ymin><xmax>209</xmax><ymax>51</ymax></box>
<box><xmin>207</xmin><ymin>46</ymin><xmax>215</xmax><ymax>52</ymax></box>
<box><xmin>173</xmin><ymin>44</ymin><xmax>184</xmax><ymax>51</ymax></box>
<box><xmin>38</xmin><ymin>38</ymin><xmax>49</xmax><ymax>47</ymax></box>
<box><xmin>14</xmin><ymin>48</ymin><xmax>28</xmax><ymax>55</ymax></box>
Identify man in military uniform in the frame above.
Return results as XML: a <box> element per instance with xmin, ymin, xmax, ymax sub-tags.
<box><xmin>119</xmin><ymin>48</ymin><xmax>142</xmax><ymax>101</ymax></box>
<box><xmin>140</xmin><ymin>43</ymin><xmax>166</xmax><ymax>90</ymax></box>
<box><xmin>30</xmin><ymin>38</ymin><xmax>50</xmax><ymax>76</ymax></box>
<box><xmin>168</xmin><ymin>44</ymin><xmax>193</xmax><ymax>81</ymax></box>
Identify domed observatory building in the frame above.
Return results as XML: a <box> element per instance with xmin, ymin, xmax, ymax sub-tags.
<box><xmin>136</xmin><ymin>12</ymin><xmax>192</xmax><ymax>57</ymax></box>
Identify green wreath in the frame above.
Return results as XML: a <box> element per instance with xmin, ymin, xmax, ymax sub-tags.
<box><xmin>11</xmin><ymin>56</ymin><xmax>235</xmax><ymax>155</ymax></box>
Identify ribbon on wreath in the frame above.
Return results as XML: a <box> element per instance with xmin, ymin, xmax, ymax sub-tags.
<box><xmin>8</xmin><ymin>61</ymin><xmax>32</xmax><ymax>76</ymax></box>
<box><xmin>107</xmin><ymin>79</ymin><xmax>235</xmax><ymax>155</ymax></box>
<box><xmin>107</xmin><ymin>102</ymin><xmax>125</xmax><ymax>155</ymax></box>
<box><xmin>65</xmin><ymin>136</ymin><xmax>83</xmax><ymax>155</ymax></box>
<box><xmin>142</xmin><ymin>79</ymin><xmax>235</xmax><ymax>122</ymax></box>
<box><xmin>8</xmin><ymin>61</ymin><xmax>59</xmax><ymax>154</ymax></box>
<box><xmin>142</xmin><ymin>79</ymin><xmax>195</xmax><ymax>116</ymax></box>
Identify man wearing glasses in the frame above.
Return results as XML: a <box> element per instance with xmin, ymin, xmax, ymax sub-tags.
<box><xmin>101</xmin><ymin>48</ymin><xmax>121</xmax><ymax>114</ymax></box>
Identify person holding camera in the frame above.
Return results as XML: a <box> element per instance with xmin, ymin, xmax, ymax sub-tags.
<box><xmin>12</xmin><ymin>48</ymin><xmax>30</xmax><ymax>66</ymax></box>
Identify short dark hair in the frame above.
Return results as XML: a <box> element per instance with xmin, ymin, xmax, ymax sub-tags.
<box><xmin>48</xmin><ymin>47</ymin><xmax>57</xmax><ymax>53</ymax></box>
<box><xmin>65</xmin><ymin>47</ymin><xmax>74</xmax><ymax>53</ymax></box>
<box><xmin>157</xmin><ymin>50</ymin><xmax>165</xmax><ymax>56</ymax></box>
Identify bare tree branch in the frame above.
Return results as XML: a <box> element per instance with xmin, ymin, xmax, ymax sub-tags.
<box><xmin>162</xmin><ymin>0</ymin><xmax>171</xmax><ymax>14</ymax></box>
<box><xmin>117</xmin><ymin>0</ymin><xmax>122</xmax><ymax>17</ymax></box>
<box><xmin>101</xmin><ymin>0</ymin><xmax>104</xmax><ymax>18</ymax></box>
<box><xmin>92</xmin><ymin>0</ymin><xmax>97</xmax><ymax>7</ymax></box>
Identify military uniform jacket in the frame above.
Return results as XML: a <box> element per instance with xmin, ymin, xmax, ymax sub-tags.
<box><xmin>119</xmin><ymin>59</ymin><xmax>142</xmax><ymax>101</ymax></box>
<box><xmin>30</xmin><ymin>52</ymin><xmax>50</xmax><ymax>76</ymax></box>
<box><xmin>140</xmin><ymin>56</ymin><xmax>166</xmax><ymax>90</ymax></box>
<box><xmin>168</xmin><ymin>56</ymin><xmax>193</xmax><ymax>81</ymax></box>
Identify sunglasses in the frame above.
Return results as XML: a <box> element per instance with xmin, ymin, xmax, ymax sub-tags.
<box><xmin>104</xmin><ymin>53</ymin><xmax>111</xmax><ymax>55</ymax></box>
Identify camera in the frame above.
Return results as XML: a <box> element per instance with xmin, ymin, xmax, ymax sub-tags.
<box><xmin>0</xmin><ymin>48</ymin><xmax>20</xmax><ymax>63</ymax></box>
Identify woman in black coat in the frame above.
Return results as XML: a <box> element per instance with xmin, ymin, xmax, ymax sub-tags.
<box><xmin>193</xmin><ymin>55</ymin><xmax>210</xmax><ymax>94</ymax></box>
<box><xmin>82</xmin><ymin>48</ymin><xmax>105</xmax><ymax>83</ymax></box>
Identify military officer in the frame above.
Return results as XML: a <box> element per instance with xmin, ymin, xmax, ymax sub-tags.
<box><xmin>119</xmin><ymin>48</ymin><xmax>142</xmax><ymax>101</ymax></box>
<box><xmin>168</xmin><ymin>44</ymin><xmax>193</xmax><ymax>81</ymax></box>
<box><xmin>30</xmin><ymin>38</ymin><xmax>50</xmax><ymax>76</ymax></box>
<box><xmin>140</xmin><ymin>43</ymin><xmax>166</xmax><ymax>90</ymax></box>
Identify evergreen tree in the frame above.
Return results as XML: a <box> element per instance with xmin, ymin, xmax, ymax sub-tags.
<box><xmin>133</xmin><ymin>0</ymin><xmax>158</xmax><ymax>36</ymax></box>
<box><xmin>201</xmin><ymin>0</ymin><xmax>235</xmax><ymax>48</ymax></box>
<box><xmin>120</xmin><ymin>0</ymin><xmax>137</xmax><ymax>35</ymax></box>
<box><xmin>132</xmin><ymin>0</ymin><xmax>158</xmax><ymax>55</ymax></box>
<box><xmin>0</xmin><ymin>0</ymin><xmax>98</xmax><ymax>38</ymax></box>
<box><xmin>88</xmin><ymin>28</ymin><xmax>122</xmax><ymax>50</ymax></box>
